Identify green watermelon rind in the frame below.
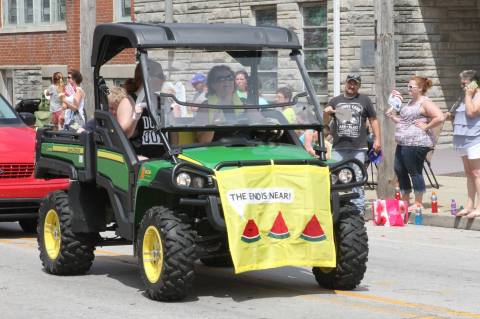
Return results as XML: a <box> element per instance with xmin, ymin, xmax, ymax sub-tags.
<box><xmin>241</xmin><ymin>234</ymin><xmax>261</xmax><ymax>243</ymax></box>
<box><xmin>300</xmin><ymin>233</ymin><xmax>326</xmax><ymax>242</ymax></box>
<box><xmin>268</xmin><ymin>231</ymin><xmax>290</xmax><ymax>239</ymax></box>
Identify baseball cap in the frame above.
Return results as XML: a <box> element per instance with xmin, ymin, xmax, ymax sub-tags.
<box><xmin>190</xmin><ymin>72</ymin><xmax>206</xmax><ymax>84</ymax></box>
<box><xmin>346</xmin><ymin>73</ymin><xmax>361</xmax><ymax>84</ymax></box>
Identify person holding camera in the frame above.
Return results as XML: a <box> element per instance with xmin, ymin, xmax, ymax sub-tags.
<box><xmin>386</xmin><ymin>76</ymin><xmax>444</xmax><ymax>212</ymax></box>
<box><xmin>449</xmin><ymin>70</ymin><xmax>480</xmax><ymax>218</ymax></box>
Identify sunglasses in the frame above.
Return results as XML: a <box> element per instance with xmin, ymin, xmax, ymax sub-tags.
<box><xmin>214</xmin><ymin>74</ymin><xmax>234</xmax><ymax>83</ymax></box>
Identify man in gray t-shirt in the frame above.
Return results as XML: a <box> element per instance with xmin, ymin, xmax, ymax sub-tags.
<box><xmin>324</xmin><ymin>73</ymin><xmax>382</xmax><ymax>214</ymax></box>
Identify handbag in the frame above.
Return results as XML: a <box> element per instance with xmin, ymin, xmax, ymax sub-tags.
<box><xmin>371</xmin><ymin>199</ymin><xmax>409</xmax><ymax>226</ymax></box>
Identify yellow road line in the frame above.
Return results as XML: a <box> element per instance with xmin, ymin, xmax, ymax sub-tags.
<box><xmin>334</xmin><ymin>290</ymin><xmax>480</xmax><ymax>319</ymax></box>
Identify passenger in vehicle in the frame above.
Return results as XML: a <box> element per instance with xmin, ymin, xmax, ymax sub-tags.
<box><xmin>276</xmin><ymin>86</ymin><xmax>296</xmax><ymax>124</ymax></box>
<box><xmin>235</xmin><ymin>69</ymin><xmax>269</xmax><ymax>105</ymax></box>
<box><xmin>78</xmin><ymin>86</ymin><xmax>140</xmax><ymax>137</ymax></box>
<box><xmin>234</xmin><ymin>70</ymin><xmax>249</xmax><ymax>101</ymax></box>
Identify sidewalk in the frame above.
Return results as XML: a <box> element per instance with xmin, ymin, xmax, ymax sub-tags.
<box><xmin>363</xmin><ymin>146</ymin><xmax>480</xmax><ymax>231</ymax></box>
<box><xmin>364</xmin><ymin>175</ymin><xmax>480</xmax><ymax>231</ymax></box>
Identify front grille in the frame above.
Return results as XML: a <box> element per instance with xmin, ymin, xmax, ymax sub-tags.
<box><xmin>0</xmin><ymin>163</ymin><xmax>35</xmax><ymax>179</ymax></box>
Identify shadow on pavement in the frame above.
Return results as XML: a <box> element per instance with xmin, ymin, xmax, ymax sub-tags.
<box><xmin>87</xmin><ymin>255</ymin><xmax>362</xmax><ymax>302</ymax></box>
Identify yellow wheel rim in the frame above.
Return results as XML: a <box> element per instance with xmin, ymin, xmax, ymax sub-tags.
<box><xmin>142</xmin><ymin>225</ymin><xmax>164</xmax><ymax>283</ymax></box>
<box><xmin>44</xmin><ymin>209</ymin><xmax>61</xmax><ymax>260</ymax></box>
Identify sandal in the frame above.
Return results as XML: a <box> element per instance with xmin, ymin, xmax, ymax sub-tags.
<box><xmin>456</xmin><ymin>208</ymin><xmax>472</xmax><ymax>217</ymax></box>
<box><xmin>466</xmin><ymin>210</ymin><xmax>480</xmax><ymax>219</ymax></box>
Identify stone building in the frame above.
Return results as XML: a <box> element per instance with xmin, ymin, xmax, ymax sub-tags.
<box><xmin>134</xmin><ymin>0</ymin><xmax>480</xmax><ymax>144</ymax></box>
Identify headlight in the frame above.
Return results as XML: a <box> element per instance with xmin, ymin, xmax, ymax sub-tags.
<box><xmin>176</xmin><ymin>172</ymin><xmax>191</xmax><ymax>186</ymax></box>
<box><xmin>191</xmin><ymin>176</ymin><xmax>205</xmax><ymax>188</ymax></box>
<box><xmin>338</xmin><ymin>168</ymin><xmax>353</xmax><ymax>184</ymax></box>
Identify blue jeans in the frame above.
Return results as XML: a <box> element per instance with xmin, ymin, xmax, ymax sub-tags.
<box><xmin>394</xmin><ymin>145</ymin><xmax>430</xmax><ymax>196</ymax></box>
<box><xmin>331</xmin><ymin>149</ymin><xmax>367</xmax><ymax>214</ymax></box>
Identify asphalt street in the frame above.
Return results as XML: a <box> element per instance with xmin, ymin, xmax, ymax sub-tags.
<box><xmin>0</xmin><ymin>222</ymin><xmax>479</xmax><ymax>319</ymax></box>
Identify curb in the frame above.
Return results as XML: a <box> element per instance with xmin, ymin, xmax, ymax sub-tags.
<box><xmin>364</xmin><ymin>212</ymin><xmax>480</xmax><ymax>231</ymax></box>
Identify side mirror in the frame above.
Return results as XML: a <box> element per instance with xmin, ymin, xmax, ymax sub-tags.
<box><xmin>19</xmin><ymin>112</ymin><xmax>37</xmax><ymax>127</ymax></box>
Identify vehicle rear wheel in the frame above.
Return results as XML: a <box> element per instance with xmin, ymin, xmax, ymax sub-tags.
<box><xmin>312</xmin><ymin>205</ymin><xmax>368</xmax><ymax>290</ymax></box>
<box><xmin>37</xmin><ymin>191</ymin><xmax>97</xmax><ymax>275</ymax></box>
<box><xmin>138</xmin><ymin>206</ymin><xmax>196</xmax><ymax>301</ymax></box>
<box><xmin>19</xmin><ymin>218</ymin><xmax>38</xmax><ymax>233</ymax></box>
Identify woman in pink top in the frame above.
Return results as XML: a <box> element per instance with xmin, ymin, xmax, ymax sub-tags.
<box><xmin>386</xmin><ymin>76</ymin><xmax>444</xmax><ymax>211</ymax></box>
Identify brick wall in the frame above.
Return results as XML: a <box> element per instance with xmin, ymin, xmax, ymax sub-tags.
<box><xmin>0</xmin><ymin>0</ymin><xmax>80</xmax><ymax>68</ymax></box>
<box><xmin>0</xmin><ymin>0</ymin><xmax>136</xmax><ymax>102</ymax></box>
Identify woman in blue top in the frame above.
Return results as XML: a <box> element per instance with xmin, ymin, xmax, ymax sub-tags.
<box><xmin>449</xmin><ymin>70</ymin><xmax>480</xmax><ymax>218</ymax></box>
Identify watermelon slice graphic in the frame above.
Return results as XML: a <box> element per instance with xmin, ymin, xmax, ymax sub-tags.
<box><xmin>300</xmin><ymin>215</ymin><xmax>326</xmax><ymax>242</ymax></box>
<box><xmin>241</xmin><ymin>219</ymin><xmax>261</xmax><ymax>243</ymax></box>
<box><xmin>268</xmin><ymin>211</ymin><xmax>290</xmax><ymax>239</ymax></box>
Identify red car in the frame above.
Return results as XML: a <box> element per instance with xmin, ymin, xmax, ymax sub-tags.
<box><xmin>0</xmin><ymin>95</ymin><xmax>69</xmax><ymax>233</ymax></box>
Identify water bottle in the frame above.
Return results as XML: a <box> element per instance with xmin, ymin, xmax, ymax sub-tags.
<box><xmin>394</xmin><ymin>187</ymin><xmax>401</xmax><ymax>200</ymax></box>
<box><xmin>414</xmin><ymin>206</ymin><xmax>423</xmax><ymax>225</ymax></box>
<box><xmin>450</xmin><ymin>199</ymin><xmax>457</xmax><ymax>216</ymax></box>
<box><xmin>431</xmin><ymin>191</ymin><xmax>438</xmax><ymax>213</ymax></box>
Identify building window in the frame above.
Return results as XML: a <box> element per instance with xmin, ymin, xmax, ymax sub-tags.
<box><xmin>114</xmin><ymin>0</ymin><xmax>132</xmax><ymax>22</ymax></box>
<box><xmin>2</xmin><ymin>0</ymin><xmax>66</xmax><ymax>27</ymax></box>
<box><xmin>254</xmin><ymin>7</ymin><xmax>277</xmax><ymax>93</ymax></box>
<box><xmin>302</xmin><ymin>3</ymin><xmax>327</xmax><ymax>94</ymax></box>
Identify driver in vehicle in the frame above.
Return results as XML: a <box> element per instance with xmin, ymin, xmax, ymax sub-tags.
<box><xmin>195</xmin><ymin>65</ymin><xmax>264</xmax><ymax>143</ymax></box>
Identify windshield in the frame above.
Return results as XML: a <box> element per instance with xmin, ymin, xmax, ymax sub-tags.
<box><xmin>0</xmin><ymin>95</ymin><xmax>22</xmax><ymax>125</ymax></box>
<box><xmin>141</xmin><ymin>49</ymin><xmax>322</xmax><ymax>130</ymax></box>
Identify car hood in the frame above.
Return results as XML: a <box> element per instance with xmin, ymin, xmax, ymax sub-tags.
<box><xmin>180</xmin><ymin>144</ymin><xmax>312</xmax><ymax>169</ymax></box>
<box><xmin>0</xmin><ymin>126</ymin><xmax>36</xmax><ymax>163</ymax></box>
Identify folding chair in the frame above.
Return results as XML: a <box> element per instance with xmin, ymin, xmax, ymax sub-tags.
<box><xmin>424</xmin><ymin>149</ymin><xmax>440</xmax><ymax>189</ymax></box>
<box><xmin>423</xmin><ymin>125</ymin><xmax>442</xmax><ymax>189</ymax></box>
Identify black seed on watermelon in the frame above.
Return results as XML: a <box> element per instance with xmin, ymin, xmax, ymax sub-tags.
<box><xmin>241</xmin><ymin>219</ymin><xmax>261</xmax><ymax>243</ymax></box>
<box><xmin>300</xmin><ymin>214</ymin><xmax>326</xmax><ymax>242</ymax></box>
<box><xmin>268</xmin><ymin>211</ymin><xmax>290</xmax><ymax>239</ymax></box>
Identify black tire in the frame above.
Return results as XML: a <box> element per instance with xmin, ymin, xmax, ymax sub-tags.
<box><xmin>200</xmin><ymin>255</ymin><xmax>233</xmax><ymax>267</ymax></box>
<box><xmin>19</xmin><ymin>218</ymin><xmax>38</xmax><ymax>233</ymax></box>
<box><xmin>313</xmin><ymin>205</ymin><xmax>368</xmax><ymax>290</ymax></box>
<box><xmin>137</xmin><ymin>206</ymin><xmax>196</xmax><ymax>301</ymax></box>
<box><xmin>37</xmin><ymin>191</ymin><xmax>97</xmax><ymax>275</ymax></box>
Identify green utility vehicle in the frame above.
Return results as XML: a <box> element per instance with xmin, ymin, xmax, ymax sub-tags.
<box><xmin>35</xmin><ymin>23</ymin><xmax>368</xmax><ymax>301</ymax></box>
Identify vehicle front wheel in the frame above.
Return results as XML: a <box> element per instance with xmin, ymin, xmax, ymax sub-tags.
<box><xmin>37</xmin><ymin>191</ymin><xmax>97</xmax><ymax>275</ymax></box>
<box><xmin>138</xmin><ymin>206</ymin><xmax>196</xmax><ymax>301</ymax></box>
<box><xmin>312</xmin><ymin>205</ymin><xmax>368</xmax><ymax>290</ymax></box>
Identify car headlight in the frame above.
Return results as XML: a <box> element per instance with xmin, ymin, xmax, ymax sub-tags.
<box><xmin>176</xmin><ymin>172</ymin><xmax>191</xmax><ymax>186</ymax></box>
<box><xmin>191</xmin><ymin>176</ymin><xmax>205</xmax><ymax>188</ymax></box>
<box><xmin>338</xmin><ymin>168</ymin><xmax>353</xmax><ymax>184</ymax></box>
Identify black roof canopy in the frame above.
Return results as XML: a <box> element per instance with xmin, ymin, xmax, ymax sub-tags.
<box><xmin>91</xmin><ymin>22</ymin><xmax>302</xmax><ymax>66</ymax></box>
